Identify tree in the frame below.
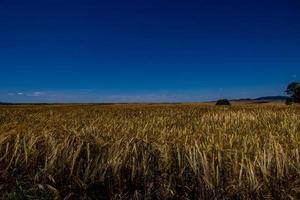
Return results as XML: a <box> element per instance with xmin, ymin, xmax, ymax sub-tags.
<box><xmin>286</xmin><ymin>82</ymin><xmax>300</xmax><ymax>103</ymax></box>
<box><xmin>216</xmin><ymin>99</ymin><xmax>231</xmax><ymax>106</ymax></box>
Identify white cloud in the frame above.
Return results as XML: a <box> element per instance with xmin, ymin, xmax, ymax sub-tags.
<box><xmin>30</xmin><ymin>91</ymin><xmax>44</xmax><ymax>97</ymax></box>
<box><xmin>7</xmin><ymin>91</ymin><xmax>46</xmax><ymax>98</ymax></box>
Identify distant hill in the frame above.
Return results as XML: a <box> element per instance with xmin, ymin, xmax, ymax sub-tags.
<box><xmin>231</xmin><ymin>96</ymin><xmax>289</xmax><ymax>102</ymax></box>
<box><xmin>254</xmin><ymin>96</ymin><xmax>289</xmax><ymax>101</ymax></box>
<box><xmin>0</xmin><ymin>102</ymin><xmax>14</xmax><ymax>105</ymax></box>
<box><xmin>0</xmin><ymin>96</ymin><xmax>290</xmax><ymax>105</ymax></box>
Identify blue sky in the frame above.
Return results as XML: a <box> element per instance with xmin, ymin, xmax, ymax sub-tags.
<box><xmin>0</xmin><ymin>0</ymin><xmax>300</xmax><ymax>103</ymax></box>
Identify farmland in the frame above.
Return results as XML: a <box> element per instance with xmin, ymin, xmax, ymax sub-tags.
<box><xmin>0</xmin><ymin>103</ymin><xmax>299</xmax><ymax>199</ymax></box>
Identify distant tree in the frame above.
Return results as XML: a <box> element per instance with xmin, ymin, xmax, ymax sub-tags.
<box><xmin>216</xmin><ymin>99</ymin><xmax>231</xmax><ymax>106</ymax></box>
<box><xmin>286</xmin><ymin>82</ymin><xmax>300</xmax><ymax>103</ymax></box>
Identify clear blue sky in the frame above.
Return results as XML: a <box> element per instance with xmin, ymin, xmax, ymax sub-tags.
<box><xmin>1</xmin><ymin>0</ymin><xmax>300</xmax><ymax>103</ymax></box>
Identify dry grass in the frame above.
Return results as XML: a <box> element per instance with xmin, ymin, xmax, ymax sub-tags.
<box><xmin>0</xmin><ymin>103</ymin><xmax>299</xmax><ymax>199</ymax></box>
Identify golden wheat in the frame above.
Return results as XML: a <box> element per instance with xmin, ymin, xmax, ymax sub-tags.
<box><xmin>0</xmin><ymin>103</ymin><xmax>299</xmax><ymax>199</ymax></box>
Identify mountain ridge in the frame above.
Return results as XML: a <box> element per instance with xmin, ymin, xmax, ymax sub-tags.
<box><xmin>231</xmin><ymin>96</ymin><xmax>289</xmax><ymax>102</ymax></box>
<box><xmin>0</xmin><ymin>96</ymin><xmax>290</xmax><ymax>105</ymax></box>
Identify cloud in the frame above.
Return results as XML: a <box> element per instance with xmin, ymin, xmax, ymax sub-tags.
<box><xmin>28</xmin><ymin>91</ymin><xmax>44</xmax><ymax>97</ymax></box>
<box><xmin>7</xmin><ymin>91</ymin><xmax>46</xmax><ymax>98</ymax></box>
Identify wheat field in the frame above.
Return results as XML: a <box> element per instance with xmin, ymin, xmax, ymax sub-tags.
<box><xmin>0</xmin><ymin>103</ymin><xmax>299</xmax><ymax>199</ymax></box>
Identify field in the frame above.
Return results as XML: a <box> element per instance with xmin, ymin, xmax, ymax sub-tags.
<box><xmin>0</xmin><ymin>103</ymin><xmax>300</xmax><ymax>199</ymax></box>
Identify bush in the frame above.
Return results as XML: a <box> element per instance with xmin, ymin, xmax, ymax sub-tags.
<box><xmin>285</xmin><ymin>98</ymin><xmax>293</xmax><ymax>105</ymax></box>
<box><xmin>216</xmin><ymin>99</ymin><xmax>231</xmax><ymax>106</ymax></box>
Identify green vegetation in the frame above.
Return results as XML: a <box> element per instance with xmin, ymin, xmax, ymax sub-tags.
<box><xmin>286</xmin><ymin>82</ymin><xmax>300</xmax><ymax>104</ymax></box>
<box><xmin>0</xmin><ymin>104</ymin><xmax>299</xmax><ymax>199</ymax></box>
<box><xmin>216</xmin><ymin>99</ymin><xmax>231</xmax><ymax>106</ymax></box>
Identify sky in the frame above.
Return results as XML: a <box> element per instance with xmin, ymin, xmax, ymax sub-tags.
<box><xmin>0</xmin><ymin>0</ymin><xmax>300</xmax><ymax>103</ymax></box>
